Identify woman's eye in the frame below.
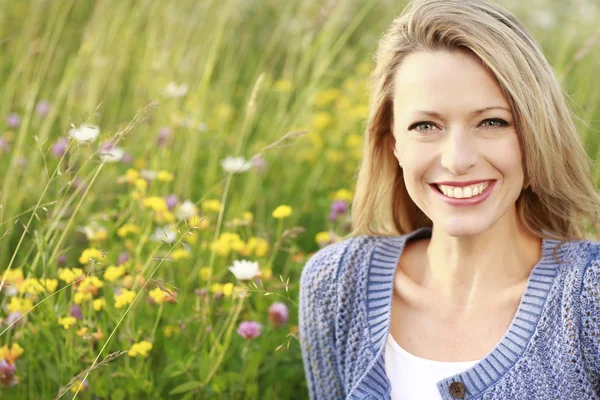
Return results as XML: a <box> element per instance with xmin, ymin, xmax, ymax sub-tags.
<box><xmin>480</xmin><ymin>118</ymin><xmax>509</xmax><ymax>128</ymax></box>
<box><xmin>408</xmin><ymin>121</ymin><xmax>437</xmax><ymax>132</ymax></box>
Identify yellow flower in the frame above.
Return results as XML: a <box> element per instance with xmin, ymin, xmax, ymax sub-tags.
<box><xmin>93</xmin><ymin>298</ymin><xmax>106</xmax><ymax>311</ymax></box>
<box><xmin>157</xmin><ymin>170</ymin><xmax>174</xmax><ymax>182</ymax></box>
<box><xmin>163</xmin><ymin>325</ymin><xmax>181</xmax><ymax>338</ymax></box>
<box><xmin>58</xmin><ymin>316</ymin><xmax>77</xmax><ymax>329</ymax></box>
<box><xmin>231</xmin><ymin>239</ymin><xmax>246</xmax><ymax>253</ymax></box>
<box><xmin>77</xmin><ymin>276</ymin><xmax>104</xmax><ymax>294</ymax></box>
<box><xmin>346</xmin><ymin>134</ymin><xmax>362</xmax><ymax>147</ymax></box>
<box><xmin>143</xmin><ymin>196</ymin><xmax>168</xmax><ymax>212</ymax></box>
<box><xmin>21</xmin><ymin>278</ymin><xmax>45</xmax><ymax>295</ymax></box>
<box><xmin>222</xmin><ymin>282</ymin><xmax>234</xmax><ymax>296</ymax></box>
<box><xmin>124</xmin><ymin>168</ymin><xmax>140</xmax><ymax>184</ymax></box>
<box><xmin>199</xmin><ymin>267</ymin><xmax>212</xmax><ymax>281</ymax></box>
<box><xmin>273</xmin><ymin>79</ymin><xmax>293</xmax><ymax>93</ymax></box>
<box><xmin>122</xmin><ymin>275</ymin><xmax>134</xmax><ymax>289</ymax></box>
<box><xmin>76</xmin><ymin>327</ymin><xmax>88</xmax><ymax>337</ymax></box>
<box><xmin>114</xmin><ymin>289</ymin><xmax>136</xmax><ymax>309</ymax></box>
<box><xmin>313</xmin><ymin>88</ymin><xmax>342</xmax><ymax>107</ymax></box>
<box><xmin>148</xmin><ymin>287</ymin><xmax>170</xmax><ymax>304</ymax></box>
<box><xmin>202</xmin><ymin>199</ymin><xmax>222</xmax><ymax>213</ymax></box>
<box><xmin>0</xmin><ymin>343</ymin><xmax>24</xmax><ymax>364</ymax></box>
<box><xmin>171</xmin><ymin>248</ymin><xmax>191</xmax><ymax>261</ymax></box>
<box><xmin>134</xmin><ymin>178</ymin><xmax>148</xmax><ymax>191</ymax></box>
<box><xmin>210</xmin><ymin>283</ymin><xmax>223</xmax><ymax>293</ymax></box>
<box><xmin>70</xmin><ymin>380</ymin><xmax>87</xmax><ymax>393</ymax></box>
<box><xmin>332</xmin><ymin>188</ymin><xmax>353</xmax><ymax>202</ymax></box>
<box><xmin>261</xmin><ymin>268</ymin><xmax>273</xmax><ymax>280</ymax></box>
<box><xmin>242</xmin><ymin>211</ymin><xmax>253</xmax><ymax>223</ymax></box>
<box><xmin>58</xmin><ymin>268</ymin><xmax>84</xmax><ymax>284</ymax></box>
<box><xmin>272</xmin><ymin>205</ymin><xmax>292</xmax><ymax>219</ymax></box>
<box><xmin>188</xmin><ymin>215</ymin><xmax>209</xmax><ymax>230</ymax></box>
<box><xmin>315</xmin><ymin>231</ymin><xmax>332</xmax><ymax>245</ymax></box>
<box><xmin>7</xmin><ymin>297</ymin><xmax>33</xmax><ymax>314</ymax></box>
<box><xmin>183</xmin><ymin>230</ymin><xmax>199</xmax><ymax>245</ymax></box>
<box><xmin>247</xmin><ymin>237</ymin><xmax>269</xmax><ymax>257</ymax></box>
<box><xmin>103</xmin><ymin>265</ymin><xmax>126</xmax><ymax>282</ymax></box>
<box><xmin>210</xmin><ymin>239</ymin><xmax>231</xmax><ymax>257</ymax></box>
<box><xmin>128</xmin><ymin>340</ymin><xmax>153</xmax><ymax>358</ymax></box>
<box><xmin>74</xmin><ymin>292</ymin><xmax>93</xmax><ymax>304</ymax></box>
<box><xmin>311</xmin><ymin>112</ymin><xmax>333</xmax><ymax>131</ymax></box>
<box><xmin>40</xmin><ymin>279</ymin><xmax>58</xmax><ymax>294</ymax></box>
<box><xmin>117</xmin><ymin>223</ymin><xmax>141</xmax><ymax>238</ymax></box>
<box><xmin>79</xmin><ymin>248</ymin><xmax>103</xmax><ymax>265</ymax></box>
<box><xmin>2</xmin><ymin>268</ymin><xmax>23</xmax><ymax>283</ymax></box>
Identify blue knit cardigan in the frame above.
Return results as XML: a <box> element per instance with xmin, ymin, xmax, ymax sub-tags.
<box><xmin>298</xmin><ymin>226</ymin><xmax>600</xmax><ymax>399</ymax></box>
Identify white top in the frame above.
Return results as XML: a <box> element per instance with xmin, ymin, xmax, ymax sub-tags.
<box><xmin>384</xmin><ymin>333</ymin><xmax>480</xmax><ymax>400</ymax></box>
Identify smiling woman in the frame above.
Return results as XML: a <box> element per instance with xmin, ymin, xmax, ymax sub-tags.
<box><xmin>299</xmin><ymin>0</ymin><xmax>600</xmax><ymax>399</ymax></box>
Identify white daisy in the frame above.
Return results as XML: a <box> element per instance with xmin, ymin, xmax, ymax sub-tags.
<box><xmin>228</xmin><ymin>260</ymin><xmax>260</xmax><ymax>281</ymax></box>
<box><xmin>68</xmin><ymin>124</ymin><xmax>100</xmax><ymax>144</ymax></box>
<box><xmin>220</xmin><ymin>156</ymin><xmax>253</xmax><ymax>173</ymax></box>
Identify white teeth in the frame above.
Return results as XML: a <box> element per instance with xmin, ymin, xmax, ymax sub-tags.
<box><xmin>436</xmin><ymin>181</ymin><xmax>490</xmax><ymax>199</ymax></box>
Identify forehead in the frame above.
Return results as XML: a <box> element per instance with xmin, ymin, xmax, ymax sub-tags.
<box><xmin>392</xmin><ymin>50</ymin><xmax>510</xmax><ymax>116</ymax></box>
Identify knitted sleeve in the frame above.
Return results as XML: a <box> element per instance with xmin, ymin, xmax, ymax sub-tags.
<box><xmin>580</xmin><ymin>252</ymin><xmax>600</xmax><ymax>386</ymax></box>
<box><xmin>299</xmin><ymin>238</ymin><xmax>352</xmax><ymax>400</ymax></box>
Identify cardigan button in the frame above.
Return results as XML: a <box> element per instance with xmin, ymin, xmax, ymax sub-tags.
<box><xmin>449</xmin><ymin>381</ymin><xmax>465</xmax><ymax>398</ymax></box>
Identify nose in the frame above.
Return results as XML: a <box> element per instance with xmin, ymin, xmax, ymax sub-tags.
<box><xmin>440</xmin><ymin>127</ymin><xmax>478</xmax><ymax>175</ymax></box>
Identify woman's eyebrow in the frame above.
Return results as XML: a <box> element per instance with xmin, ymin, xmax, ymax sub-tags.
<box><xmin>412</xmin><ymin>106</ymin><xmax>512</xmax><ymax>119</ymax></box>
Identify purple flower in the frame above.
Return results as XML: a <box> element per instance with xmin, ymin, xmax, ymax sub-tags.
<box><xmin>5</xmin><ymin>312</ymin><xmax>22</xmax><ymax>327</ymax></box>
<box><xmin>51</xmin><ymin>137</ymin><xmax>68</xmax><ymax>158</ymax></box>
<box><xmin>0</xmin><ymin>138</ymin><xmax>9</xmax><ymax>154</ymax></box>
<box><xmin>268</xmin><ymin>302</ymin><xmax>289</xmax><ymax>328</ymax></box>
<box><xmin>120</xmin><ymin>152</ymin><xmax>133</xmax><ymax>165</ymax></box>
<box><xmin>0</xmin><ymin>359</ymin><xmax>16</xmax><ymax>387</ymax></box>
<box><xmin>251</xmin><ymin>155</ymin><xmax>268</xmax><ymax>173</ymax></box>
<box><xmin>117</xmin><ymin>251</ymin><xmax>130</xmax><ymax>265</ymax></box>
<box><xmin>6</xmin><ymin>113</ymin><xmax>20</xmax><ymax>129</ymax></box>
<box><xmin>36</xmin><ymin>101</ymin><xmax>51</xmax><ymax>117</ymax></box>
<box><xmin>328</xmin><ymin>210</ymin><xmax>338</xmax><ymax>221</ymax></box>
<box><xmin>57</xmin><ymin>254</ymin><xmax>67</xmax><ymax>266</ymax></box>
<box><xmin>157</xmin><ymin>126</ymin><xmax>171</xmax><ymax>147</ymax></box>
<box><xmin>71</xmin><ymin>304</ymin><xmax>83</xmax><ymax>320</ymax></box>
<box><xmin>331</xmin><ymin>200</ymin><xmax>348</xmax><ymax>214</ymax></box>
<box><xmin>71</xmin><ymin>177</ymin><xmax>88</xmax><ymax>191</ymax></box>
<box><xmin>237</xmin><ymin>321</ymin><xmax>262</xmax><ymax>340</ymax></box>
<box><xmin>165</xmin><ymin>194</ymin><xmax>178</xmax><ymax>210</ymax></box>
<box><xmin>195</xmin><ymin>288</ymin><xmax>207</xmax><ymax>297</ymax></box>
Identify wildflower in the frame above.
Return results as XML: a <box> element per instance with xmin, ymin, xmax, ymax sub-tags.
<box><xmin>128</xmin><ymin>340</ymin><xmax>153</xmax><ymax>358</ymax></box>
<box><xmin>175</xmin><ymin>200</ymin><xmax>197</xmax><ymax>220</ymax></box>
<box><xmin>114</xmin><ymin>289</ymin><xmax>136</xmax><ymax>309</ymax></box>
<box><xmin>0</xmin><ymin>359</ymin><xmax>16</xmax><ymax>387</ymax></box>
<box><xmin>58</xmin><ymin>268</ymin><xmax>84</xmax><ymax>284</ymax></box>
<box><xmin>99</xmin><ymin>143</ymin><xmax>125</xmax><ymax>163</ymax></box>
<box><xmin>149</xmin><ymin>226</ymin><xmax>177</xmax><ymax>243</ymax></box>
<box><xmin>315</xmin><ymin>231</ymin><xmax>332</xmax><ymax>246</ymax></box>
<box><xmin>251</xmin><ymin>155</ymin><xmax>268</xmax><ymax>173</ymax></box>
<box><xmin>311</xmin><ymin>112</ymin><xmax>333</xmax><ymax>131</ymax></box>
<box><xmin>246</xmin><ymin>237</ymin><xmax>269</xmax><ymax>257</ymax></box>
<box><xmin>165</xmin><ymin>194</ymin><xmax>178</xmax><ymax>210</ymax></box>
<box><xmin>163</xmin><ymin>325</ymin><xmax>180</xmax><ymax>338</ymax></box>
<box><xmin>202</xmin><ymin>199</ymin><xmax>221</xmax><ymax>213</ymax></box>
<box><xmin>103</xmin><ymin>265</ymin><xmax>126</xmax><ymax>282</ymax></box>
<box><xmin>313</xmin><ymin>88</ymin><xmax>342</xmax><ymax>107</ymax></box>
<box><xmin>272</xmin><ymin>205</ymin><xmax>292</xmax><ymax>219</ymax></box>
<box><xmin>162</xmin><ymin>81</ymin><xmax>188</xmax><ymax>98</ymax></box>
<box><xmin>333</xmin><ymin>188</ymin><xmax>353</xmax><ymax>202</ymax></box>
<box><xmin>93</xmin><ymin>298</ymin><xmax>106</xmax><ymax>311</ymax></box>
<box><xmin>171</xmin><ymin>248</ymin><xmax>190</xmax><ymax>261</ymax></box>
<box><xmin>189</xmin><ymin>215</ymin><xmax>209</xmax><ymax>230</ymax></box>
<box><xmin>77</xmin><ymin>276</ymin><xmax>104</xmax><ymax>294</ymax></box>
<box><xmin>117</xmin><ymin>223</ymin><xmax>141</xmax><ymax>238</ymax></box>
<box><xmin>222</xmin><ymin>282</ymin><xmax>234</xmax><ymax>296</ymax></box>
<box><xmin>228</xmin><ymin>260</ymin><xmax>260</xmax><ymax>281</ymax></box>
<box><xmin>117</xmin><ymin>252</ymin><xmax>130</xmax><ymax>265</ymax></box>
<box><xmin>68</xmin><ymin>124</ymin><xmax>100</xmax><ymax>144</ymax></box>
<box><xmin>76</xmin><ymin>327</ymin><xmax>88</xmax><ymax>337</ymax></box>
<box><xmin>331</xmin><ymin>199</ymin><xmax>348</xmax><ymax>215</ymax></box>
<box><xmin>268</xmin><ymin>302</ymin><xmax>289</xmax><ymax>328</ymax></box>
<box><xmin>328</xmin><ymin>210</ymin><xmax>338</xmax><ymax>221</ymax></box>
<box><xmin>73</xmin><ymin>292</ymin><xmax>93</xmax><ymax>305</ymax></box>
<box><xmin>69</xmin><ymin>379</ymin><xmax>88</xmax><ymax>393</ymax></box>
<box><xmin>71</xmin><ymin>304</ymin><xmax>83</xmax><ymax>320</ymax></box>
<box><xmin>143</xmin><ymin>196</ymin><xmax>168</xmax><ymax>212</ymax></box>
<box><xmin>120</xmin><ymin>152</ymin><xmax>133</xmax><ymax>164</ymax></box>
<box><xmin>80</xmin><ymin>223</ymin><xmax>108</xmax><ymax>241</ymax></box>
<box><xmin>58</xmin><ymin>316</ymin><xmax>77</xmax><ymax>329</ymax></box>
<box><xmin>260</xmin><ymin>268</ymin><xmax>273</xmax><ymax>280</ymax></box>
<box><xmin>78</xmin><ymin>248</ymin><xmax>103</xmax><ymax>265</ymax></box>
<box><xmin>199</xmin><ymin>267</ymin><xmax>212</xmax><ymax>281</ymax></box>
<box><xmin>40</xmin><ymin>279</ymin><xmax>58</xmax><ymax>293</ymax></box>
<box><xmin>195</xmin><ymin>288</ymin><xmax>207</xmax><ymax>297</ymax></box>
<box><xmin>157</xmin><ymin>170</ymin><xmax>174</xmax><ymax>182</ymax></box>
<box><xmin>57</xmin><ymin>255</ymin><xmax>67</xmax><ymax>266</ymax></box>
<box><xmin>35</xmin><ymin>100</ymin><xmax>51</xmax><ymax>117</ymax></box>
<box><xmin>6</xmin><ymin>113</ymin><xmax>20</xmax><ymax>129</ymax></box>
<box><xmin>0</xmin><ymin>343</ymin><xmax>24</xmax><ymax>364</ymax></box>
<box><xmin>7</xmin><ymin>298</ymin><xmax>33</xmax><ymax>314</ymax></box>
<box><xmin>237</xmin><ymin>321</ymin><xmax>262</xmax><ymax>340</ymax></box>
<box><xmin>242</xmin><ymin>211</ymin><xmax>253</xmax><ymax>223</ymax></box>
<box><xmin>5</xmin><ymin>312</ymin><xmax>22</xmax><ymax>328</ymax></box>
<box><xmin>210</xmin><ymin>283</ymin><xmax>223</xmax><ymax>294</ymax></box>
<box><xmin>20</xmin><ymin>278</ymin><xmax>45</xmax><ymax>295</ymax></box>
<box><xmin>220</xmin><ymin>156</ymin><xmax>252</xmax><ymax>173</ymax></box>
<box><xmin>51</xmin><ymin>138</ymin><xmax>68</xmax><ymax>158</ymax></box>
<box><xmin>157</xmin><ymin>126</ymin><xmax>170</xmax><ymax>147</ymax></box>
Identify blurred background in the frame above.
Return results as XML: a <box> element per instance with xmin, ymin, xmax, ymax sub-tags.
<box><xmin>0</xmin><ymin>0</ymin><xmax>598</xmax><ymax>398</ymax></box>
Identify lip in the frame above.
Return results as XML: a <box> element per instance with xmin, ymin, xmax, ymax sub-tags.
<box><xmin>432</xmin><ymin>179</ymin><xmax>494</xmax><ymax>187</ymax></box>
<box><xmin>430</xmin><ymin>180</ymin><xmax>496</xmax><ymax>206</ymax></box>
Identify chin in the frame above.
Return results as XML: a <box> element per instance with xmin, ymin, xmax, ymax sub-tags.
<box><xmin>435</xmin><ymin>218</ymin><xmax>494</xmax><ymax>238</ymax></box>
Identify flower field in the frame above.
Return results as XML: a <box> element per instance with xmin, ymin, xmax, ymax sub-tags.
<box><xmin>0</xmin><ymin>0</ymin><xmax>598</xmax><ymax>399</ymax></box>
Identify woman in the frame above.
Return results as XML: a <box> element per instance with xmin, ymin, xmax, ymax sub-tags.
<box><xmin>298</xmin><ymin>0</ymin><xmax>600</xmax><ymax>399</ymax></box>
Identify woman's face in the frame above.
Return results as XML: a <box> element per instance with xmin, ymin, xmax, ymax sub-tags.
<box><xmin>392</xmin><ymin>49</ymin><xmax>524</xmax><ymax>237</ymax></box>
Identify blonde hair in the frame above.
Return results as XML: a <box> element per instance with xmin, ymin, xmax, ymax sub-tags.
<box><xmin>349</xmin><ymin>0</ymin><xmax>600</xmax><ymax>243</ymax></box>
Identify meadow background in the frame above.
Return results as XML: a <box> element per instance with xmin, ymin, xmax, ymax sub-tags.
<box><xmin>0</xmin><ymin>0</ymin><xmax>598</xmax><ymax>398</ymax></box>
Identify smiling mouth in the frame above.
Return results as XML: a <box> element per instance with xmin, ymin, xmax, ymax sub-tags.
<box><xmin>433</xmin><ymin>181</ymin><xmax>493</xmax><ymax>199</ymax></box>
